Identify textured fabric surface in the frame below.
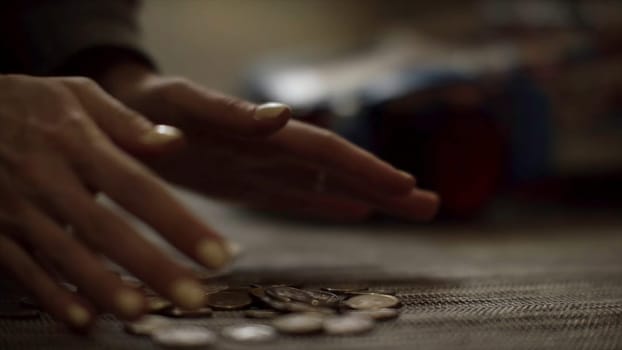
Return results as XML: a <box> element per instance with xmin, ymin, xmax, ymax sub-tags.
<box><xmin>1</xmin><ymin>192</ymin><xmax>621</xmax><ymax>349</ymax></box>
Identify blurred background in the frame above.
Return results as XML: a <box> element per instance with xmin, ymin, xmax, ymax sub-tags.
<box><xmin>141</xmin><ymin>0</ymin><xmax>622</xmax><ymax>220</ymax></box>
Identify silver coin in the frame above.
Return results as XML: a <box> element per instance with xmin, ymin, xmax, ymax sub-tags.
<box><xmin>348</xmin><ymin>308</ymin><xmax>400</xmax><ymax>321</ymax></box>
<box><xmin>343</xmin><ymin>293</ymin><xmax>400</xmax><ymax>310</ymax></box>
<box><xmin>321</xmin><ymin>285</ymin><xmax>368</xmax><ymax>293</ymax></box>
<box><xmin>265</xmin><ymin>286</ymin><xmax>310</xmax><ymax>303</ymax></box>
<box><xmin>323</xmin><ymin>314</ymin><xmax>375</xmax><ymax>335</ymax></box>
<box><xmin>221</xmin><ymin>324</ymin><xmax>277</xmax><ymax>343</ymax></box>
<box><xmin>206</xmin><ymin>290</ymin><xmax>252</xmax><ymax>310</ymax></box>
<box><xmin>162</xmin><ymin>307</ymin><xmax>213</xmax><ymax>318</ymax></box>
<box><xmin>244</xmin><ymin>309</ymin><xmax>281</xmax><ymax>319</ymax></box>
<box><xmin>267</xmin><ymin>286</ymin><xmax>340</xmax><ymax>307</ymax></box>
<box><xmin>272</xmin><ymin>312</ymin><xmax>325</xmax><ymax>334</ymax></box>
<box><xmin>151</xmin><ymin>325</ymin><xmax>217</xmax><ymax>348</ymax></box>
<box><xmin>124</xmin><ymin>315</ymin><xmax>172</xmax><ymax>336</ymax></box>
<box><xmin>304</xmin><ymin>289</ymin><xmax>342</xmax><ymax>306</ymax></box>
<box><xmin>367</xmin><ymin>288</ymin><xmax>397</xmax><ymax>296</ymax></box>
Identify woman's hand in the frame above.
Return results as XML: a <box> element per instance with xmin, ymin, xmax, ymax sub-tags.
<box><xmin>0</xmin><ymin>75</ymin><xmax>234</xmax><ymax>330</ymax></box>
<box><xmin>102</xmin><ymin>64</ymin><xmax>440</xmax><ymax>221</ymax></box>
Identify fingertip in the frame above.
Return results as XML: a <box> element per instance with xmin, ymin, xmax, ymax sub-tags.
<box><xmin>65</xmin><ymin>303</ymin><xmax>94</xmax><ymax>330</ymax></box>
<box><xmin>114</xmin><ymin>288</ymin><xmax>146</xmax><ymax>320</ymax></box>
<box><xmin>170</xmin><ymin>278</ymin><xmax>205</xmax><ymax>310</ymax></box>
<box><xmin>136</xmin><ymin>124</ymin><xmax>187</xmax><ymax>155</ymax></box>
<box><xmin>254</xmin><ymin>102</ymin><xmax>292</xmax><ymax>121</ymax></box>
<box><xmin>247</xmin><ymin>102</ymin><xmax>291</xmax><ymax>136</ymax></box>
<box><xmin>410</xmin><ymin>189</ymin><xmax>441</xmax><ymax>222</ymax></box>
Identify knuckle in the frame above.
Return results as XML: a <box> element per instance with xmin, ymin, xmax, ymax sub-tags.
<box><xmin>62</xmin><ymin>76</ymin><xmax>99</xmax><ymax>91</ymax></box>
<box><xmin>319</xmin><ymin>129</ymin><xmax>341</xmax><ymax>147</ymax></box>
<box><xmin>158</xmin><ymin>76</ymin><xmax>192</xmax><ymax>99</ymax></box>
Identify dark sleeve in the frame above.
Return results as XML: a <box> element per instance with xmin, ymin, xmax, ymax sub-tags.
<box><xmin>0</xmin><ymin>0</ymin><xmax>153</xmax><ymax>75</ymax></box>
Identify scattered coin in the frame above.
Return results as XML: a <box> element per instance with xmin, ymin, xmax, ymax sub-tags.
<box><xmin>162</xmin><ymin>307</ymin><xmax>213</xmax><ymax>318</ymax></box>
<box><xmin>323</xmin><ymin>314</ymin><xmax>375</xmax><ymax>335</ymax></box>
<box><xmin>348</xmin><ymin>308</ymin><xmax>399</xmax><ymax>321</ymax></box>
<box><xmin>202</xmin><ymin>284</ymin><xmax>228</xmax><ymax>295</ymax></box>
<box><xmin>249</xmin><ymin>287</ymin><xmax>267</xmax><ymax>300</ymax></box>
<box><xmin>304</xmin><ymin>289</ymin><xmax>342</xmax><ymax>306</ymax></box>
<box><xmin>343</xmin><ymin>293</ymin><xmax>400</xmax><ymax>310</ymax></box>
<box><xmin>221</xmin><ymin>324</ymin><xmax>277</xmax><ymax>343</ymax></box>
<box><xmin>321</xmin><ymin>285</ymin><xmax>368</xmax><ymax>293</ymax></box>
<box><xmin>244</xmin><ymin>309</ymin><xmax>281</xmax><ymax>319</ymax></box>
<box><xmin>124</xmin><ymin>315</ymin><xmax>172</xmax><ymax>336</ymax></box>
<box><xmin>206</xmin><ymin>290</ymin><xmax>252</xmax><ymax>310</ymax></box>
<box><xmin>367</xmin><ymin>288</ymin><xmax>397</xmax><ymax>296</ymax></box>
<box><xmin>151</xmin><ymin>325</ymin><xmax>217</xmax><ymax>348</ymax></box>
<box><xmin>266</xmin><ymin>286</ymin><xmax>340</xmax><ymax>307</ymax></box>
<box><xmin>272</xmin><ymin>313</ymin><xmax>325</xmax><ymax>334</ymax></box>
<box><xmin>265</xmin><ymin>286</ymin><xmax>310</xmax><ymax>303</ymax></box>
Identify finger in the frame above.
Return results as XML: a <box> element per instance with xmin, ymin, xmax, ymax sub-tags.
<box><xmin>22</xmin><ymin>159</ymin><xmax>206</xmax><ymax>310</ymax></box>
<box><xmin>179</xmin><ymin>171</ymin><xmax>373</xmax><ymax>221</ymax></box>
<box><xmin>164</xmin><ymin>79</ymin><xmax>291</xmax><ymax>137</ymax></box>
<box><xmin>268</xmin><ymin>120</ymin><xmax>415</xmax><ymax>194</ymax></box>
<box><xmin>74</xmin><ymin>141</ymin><xmax>234</xmax><ymax>271</ymax></box>
<box><xmin>239</xmin><ymin>187</ymin><xmax>373</xmax><ymax>222</ymax></box>
<box><xmin>233</xmin><ymin>161</ymin><xmax>440</xmax><ymax>221</ymax></box>
<box><xmin>0</xmin><ymin>234</ymin><xmax>95</xmax><ymax>330</ymax></box>
<box><xmin>19</xmin><ymin>204</ymin><xmax>146</xmax><ymax>320</ymax></box>
<box><xmin>60</xmin><ymin>77</ymin><xmax>185</xmax><ymax>155</ymax></box>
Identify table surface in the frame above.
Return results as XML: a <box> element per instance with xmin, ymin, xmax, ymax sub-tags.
<box><xmin>2</xmin><ymin>190</ymin><xmax>622</xmax><ymax>350</ymax></box>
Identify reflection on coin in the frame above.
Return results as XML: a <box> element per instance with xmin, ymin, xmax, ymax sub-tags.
<box><xmin>349</xmin><ymin>308</ymin><xmax>399</xmax><ymax>321</ymax></box>
<box><xmin>163</xmin><ymin>307</ymin><xmax>213</xmax><ymax>318</ymax></box>
<box><xmin>202</xmin><ymin>284</ymin><xmax>228</xmax><ymax>295</ymax></box>
<box><xmin>323</xmin><ymin>315</ymin><xmax>374</xmax><ymax>335</ymax></box>
<box><xmin>321</xmin><ymin>285</ymin><xmax>367</xmax><ymax>293</ymax></box>
<box><xmin>124</xmin><ymin>315</ymin><xmax>172</xmax><ymax>335</ymax></box>
<box><xmin>206</xmin><ymin>290</ymin><xmax>252</xmax><ymax>310</ymax></box>
<box><xmin>222</xmin><ymin>324</ymin><xmax>277</xmax><ymax>343</ymax></box>
<box><xmin>367</xmin><ymin>288</ymin><xmax>397</xmax><ymax>296</ymax></box>
<box><xmin>244</xmin><ymin>309</ymin><xmax>281</xmax><ymax>319</ymax></box>
<box><xmin>265</xmin><ymin>286</ymin><xmax>308</xmax><ymax>303</ymax></box>
<box><xmin>272</xmin><ymin>313</ymin><xmax>325</xmax><ymax>334</ymax></box>
<box><xmin>262</xmin><ymin>297</ymin><xmax>335</xmax><ymax>315</ymax></box>
<box><xmin>249</xmin><ymin>287</ymin><xmax>267</xmax><ymax>300</ymax></box>
<box><xmin>147</xmin><ymin>297</ymin><xmax>172</xmax><ymax>314</ymax></box>
<box><xmin>152</xmin><ymin>325</ymin><xmax>217</xmax><ymax>348</ymax></box>
<box><xmin>343</xmin><ymin>294</ymin><xmax>400</xmax><ymax>310</ymax></box>
<box><xmin>267</xmin><ymin>286</ymin><xmax>340</xmax><ymax>307</ymax></box>
<box><xmin>304</xmin><ymin>290</ymin><xmax>342</xmax><ymax>306</ymax></box>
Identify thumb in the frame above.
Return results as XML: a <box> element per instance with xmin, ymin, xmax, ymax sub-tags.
<box><xmin>61</xmin><ymin>77</ymin><xmax>185</xmax><ymax>156</ymax></box>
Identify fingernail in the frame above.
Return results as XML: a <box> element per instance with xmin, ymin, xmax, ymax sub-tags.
<box><xmin>170</xmin><ymin>279</ymin><xmax>205</xmax><ymax>309</ymax></box>
<box><xmin>398</xmin><ymin>170</ymin><xmax>416</xmax><ymax>183</ymax></box>
<box><xmin>115</xmin><ymin>289</ymin><xmax>144</xmax><ymax>318</ymax></box>
<box><xmin>196</xmin><ymin>239</ymin><xmax>232</xmax><ymax>269</ymax></box>
<box><xmin>140</xmin><ymin>125</ymin><xmax>183</xmax><ymax>145</ymax></box>
<box><xmin>66</xmin><ymin>304</ymin><xmax>90</xmax><ymax>327</ymax></box>
<box><xmin>254</xmin><ymin>102</ymin><xmax>291</xmax><ymax>120</ymax></box>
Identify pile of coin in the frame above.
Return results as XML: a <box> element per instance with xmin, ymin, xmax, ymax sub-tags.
<box><xmin>124</xmin><ymin>281</ymin><xmax>402</xmax><ymax>347</ymax></box>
